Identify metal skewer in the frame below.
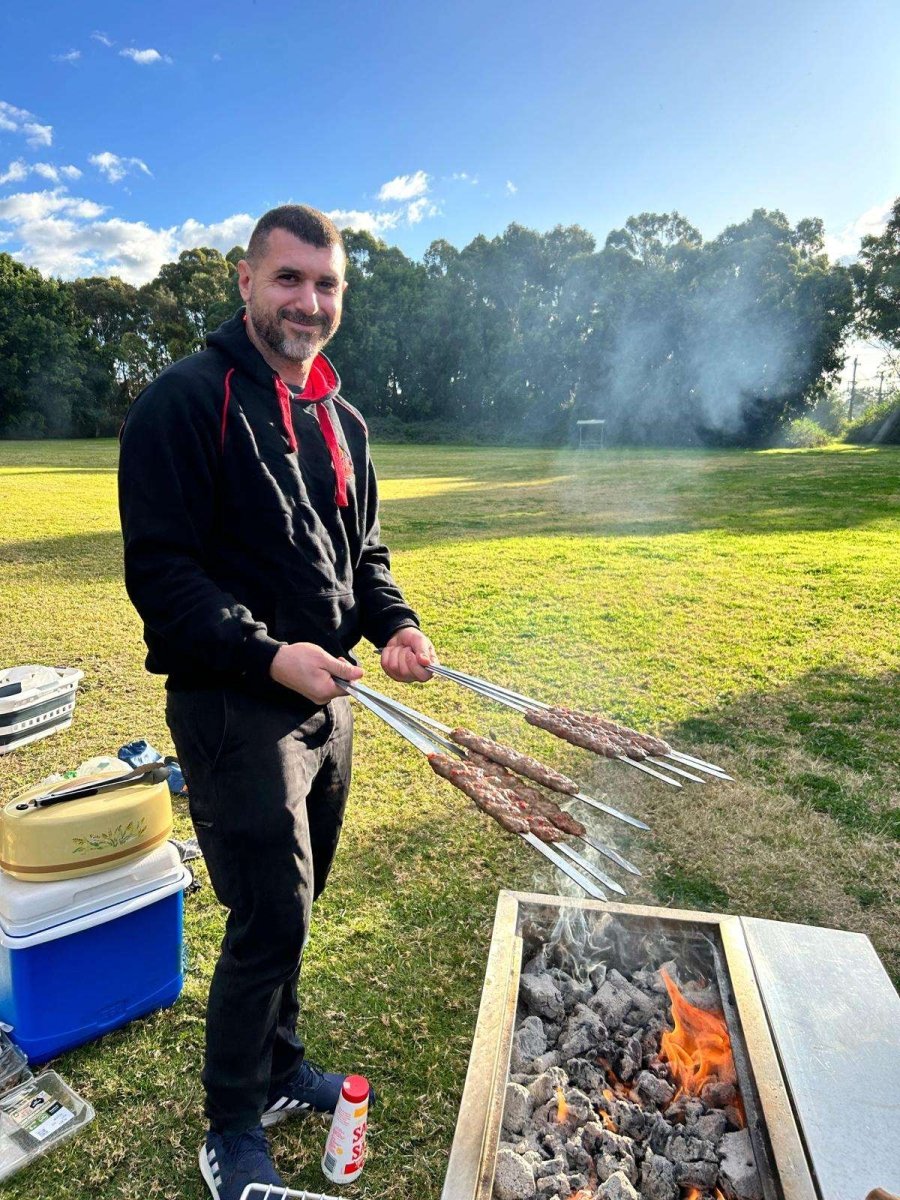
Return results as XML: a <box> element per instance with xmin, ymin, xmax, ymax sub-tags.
<box><xmin>521</xmin><ymin>833</ymin><xmax>608</xmax><ymax>900</ymax></box>
<box><xmin>579</xmin><ymin>834</ymin><xmax>640</xmax><ymax>875</ymax></box>
<box><xmin>353</xmin><ymin>681</ymin><xmax>651</xmax><ymax>832</ymax></box>
<box><xmin>552</xmin><ymin>842</ymin><xmax>626</xmax><ymax>897</ymax></box>
<box><xmin>645</xmin><ymin>757</ymin><xmax>707</xmax><ymax>784</ymax></box>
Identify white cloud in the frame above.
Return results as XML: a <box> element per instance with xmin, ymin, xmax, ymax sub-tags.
<box><xmin>825</xmin><ymin>200</ymin><xmax>892</xmax><ymax>263</ymax></box>
<box><xmin>0</xmin><ymin>189</ymin><xmax>106</xmax><ymax>223</ymax></box>
<box><xmin>451</xmin><ymin>171</ymin><xmax>478</xmax><ymax>185</ymax></box>
<box><xmin>0</xmin><ymin>190</ymin><xmax>253</xmax><ymax>283</ymax></box>
<box><xmin>377</xmin><ymin>170</ymin><xmax>429</xmax><ymax>203</ymax></box>
<box><xmin>212</xmin><ymin>53</ymin><xmax>223</xmax><ymax>62</ymax></box>
<box><xmin>52</xmin><ymin>50</ymin><xmax>81</xmax><ymax>64</ymax></box>
<box><xmin>120</xmin><ymin>47</ymin><xmax>172</xmax><ymax>65</ymax></box>
<box><xmin>89</xmin><ymin>151</ymin><xmax>152</xmax><ymax>183</ymax></box>
<box><xmin>505</xmin><ymin>180</ymin><xmax>518</xmax><ymax>195</ymax></box>
<box><xmin>92</xmin><ymin>32</ymin><xmax>114</xmax><ymax>47</ymax></box>
<box><xmin>406</xmin><ymin>197</ymin><xmax>438</xmax><ymax>225</ymax></box>
<box><xmin>0</xmin><ymin>160</ymin><xmax>29</xmax><ymax>186</ymax></box>
<box><xmin>327</xmin><ymin>208</ymin><xmax>402</xmax><ymax>235</ymax></box>
<box><xmin>0</xmin><ymin>101</ymin><xmax>53</xmax><ymax>146</ymax></box>
<box><xmin>33</xmin><ymin>162</ymin><xmax>82</xmax><ymax>182</ymax></box>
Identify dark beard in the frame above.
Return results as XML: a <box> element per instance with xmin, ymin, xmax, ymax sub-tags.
<box><xmin>249</xmin><ymin>302</ymin><xmax>334</xmax><ymax>362</ymax></box>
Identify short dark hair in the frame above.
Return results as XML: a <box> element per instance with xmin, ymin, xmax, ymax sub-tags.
<box><xmin>246</xmin><ymin>204</ymin><xmax>345</xmax><ymax>263</ymax></box>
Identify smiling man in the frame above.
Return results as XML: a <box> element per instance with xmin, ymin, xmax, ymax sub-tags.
<box><xmin>118</xmin><ymin>205</ymin><xmax>435</xmax><ymax>1200</ymax></box>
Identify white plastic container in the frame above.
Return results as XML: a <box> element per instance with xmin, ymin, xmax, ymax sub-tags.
<box><xmin>0</xmin><ymin>666</ymin><xmax>83</xmax><ymax>755</ymax></box>
<box><xmin>0</xmin><ymin>1071</ymin><xmax>94</xmax><ymax>1181</ymax></box>
<box><xmin>321</xmin><ymin>1075</ymin><xmax>369</xmax><ymax>1185</ymax></box>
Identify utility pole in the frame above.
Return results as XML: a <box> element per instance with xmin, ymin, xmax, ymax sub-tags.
<box><xmin>848</xmin><ymin>357</ymin><xmax>858</xmax><ymax>421</ymax></box>
<box><xmin>878</xmin><ymin>371</ymin><xmax>885</xmax><ymax>402</ymax></box>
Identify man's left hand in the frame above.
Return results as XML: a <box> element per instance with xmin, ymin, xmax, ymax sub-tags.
<box><xmin>380</xmin><ymin>627</ymin><xmax>436</xmax><ymax>684</ymax></box>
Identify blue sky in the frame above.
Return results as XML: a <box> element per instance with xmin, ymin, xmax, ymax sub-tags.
<box><xmin>1</xmin><ymin>0</ymin><xmax>898</xmax><ymax>353</ymax></box>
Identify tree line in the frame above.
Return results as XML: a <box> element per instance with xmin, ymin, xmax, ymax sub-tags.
<box><xmin>1</xmin><ymin>200</ymin><xmax>898</xmax><ymax>446</ymax></box>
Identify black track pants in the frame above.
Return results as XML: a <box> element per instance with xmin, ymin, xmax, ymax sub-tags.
<box><xmin>166</xmin><ymin>687</ymin><xmax>353</xmax><ymax>1133</ymax></box>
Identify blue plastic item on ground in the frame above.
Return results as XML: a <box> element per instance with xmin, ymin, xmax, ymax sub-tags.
<box><xmin>117</xmin><ymin>739</ymin><xmax>162</xmax><ymax>769</ymax></box>
<box><xmin>0</xmin><ymin>845</ymin><xmax>190</xmax><ymax>1062</ymax></box>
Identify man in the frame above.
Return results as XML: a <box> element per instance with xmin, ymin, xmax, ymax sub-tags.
<box><xmin>118</xmin><ymin>205</ymin><xmax>434</xmax><ymax>1200</ymax></box>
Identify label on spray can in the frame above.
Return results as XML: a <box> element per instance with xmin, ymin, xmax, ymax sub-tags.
<box><xmin>322</xmin><ymin>1074</ymin><xmax>369</xmax><ymax>1184</ymax></box>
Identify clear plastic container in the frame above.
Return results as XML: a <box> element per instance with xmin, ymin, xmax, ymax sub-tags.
<box><xmin>0</xmin><ymin>1031</ymin><xmax>30</xmax><ymax>1095</ymax></box>
<box><xmin>0</xmin><ymin>1070</ymin><xmax>94</xmax><ymax>1181</ymax></box>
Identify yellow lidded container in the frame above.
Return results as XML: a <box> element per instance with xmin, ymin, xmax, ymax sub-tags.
<box><xmin>0</xmin><ymin>771</ymin><xmax>173</xmax><ymax>882</ymax></box>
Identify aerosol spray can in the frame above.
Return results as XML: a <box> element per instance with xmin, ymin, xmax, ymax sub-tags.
<box><xmin>322</xmin><ymin>1075</ymin><xmax>369</xmax><ymax>1185</ymax></box>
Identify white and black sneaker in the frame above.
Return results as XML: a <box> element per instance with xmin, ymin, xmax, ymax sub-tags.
<box><xmin>199</xmin><ymin>1125</ymin><xmax>286</xmax><ymax>1200</ymax></box>
<box><xmin>262</xmin><ymin>1059</ymin><xmax>374</xmax><ymax>1128</ymax></box>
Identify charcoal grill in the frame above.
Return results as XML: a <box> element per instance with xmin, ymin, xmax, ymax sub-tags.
<box><xmin>441</xmin><ymin>892</ymin><xmax>900</xmax><ymax>1200</ymax></box>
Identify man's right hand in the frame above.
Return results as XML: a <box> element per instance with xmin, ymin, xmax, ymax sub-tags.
<box><xmin>269</xmin><ymin>643</ymin><xmax>363</xmax><ymax>704</ymax></box>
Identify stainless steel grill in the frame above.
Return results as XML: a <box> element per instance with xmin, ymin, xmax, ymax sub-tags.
<box><xmin>441</xmin><ymin>892</ymin><xmax>900</xmax><ymax>1200</ymax></box>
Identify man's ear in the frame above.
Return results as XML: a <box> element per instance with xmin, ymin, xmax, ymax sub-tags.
<box><xmin>237</xmin><ymin>258</ymin><xmax>253</xmax><ymax>303</ymax></box>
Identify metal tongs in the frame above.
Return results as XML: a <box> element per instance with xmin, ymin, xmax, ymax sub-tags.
<box><xmin>16</xmin><ymin>762</ymin><xmax>170</xmax><ymax>811</ymax></box>
<box><xmin>425</xmin><ymin>663</ymin><xmax>734</xmax><ymax>786</ymax></box>
<box><xmin>333</xmin><ymin>676</ymin><xmax>640</xmax><ymax>901</ymax></box>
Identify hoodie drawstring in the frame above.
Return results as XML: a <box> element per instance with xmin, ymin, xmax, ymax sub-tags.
<box><xmin>273</xmin><ymin>377</ymin><xmax>299</xmax><ymax>454</ymax></box>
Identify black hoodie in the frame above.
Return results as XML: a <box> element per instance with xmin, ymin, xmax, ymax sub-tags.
<box><xmin>118</xmin><ymin>309</ymin><xmax>419</xmax><ymax>699</ymax></box>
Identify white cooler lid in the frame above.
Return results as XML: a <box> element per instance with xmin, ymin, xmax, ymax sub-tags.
<box><xmin>0</xmin><ymin>841</ymin><xmax>185</xmax><ymax>938</ymax></box>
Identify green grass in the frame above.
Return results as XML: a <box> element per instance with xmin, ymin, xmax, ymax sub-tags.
<box><xmin>0</xmin><ymin>440</ymin><xmax>898</xmax><ymax>1198</ymax></box>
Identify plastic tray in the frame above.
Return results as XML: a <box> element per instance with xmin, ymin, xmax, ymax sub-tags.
<box><xmin>0</xmin><ymin>667</ymin><xmax>83</xmax><ymax>755</ymax></box>
<box><xmin>0</xmin><ymin>1070</ymin><xmax>94</xmax><ymax>1181</ymax></box>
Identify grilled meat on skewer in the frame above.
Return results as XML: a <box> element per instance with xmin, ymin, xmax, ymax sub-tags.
<box><xmin>428</xmin><ymin>753</ymin><xmax>565</xmax><ymax>842</ymax></box>
<box><xmin>548</xmin><ymin>706</ymin><xmax>671</xmax><ymax>757</ymax></box>
<box><xmin>463</xmin><ymin>750</ymin><xmax>587</xmax><ymax>838</ymax></box>
<box><xmin>449</xmin><ymin>728</ymin><xmax>579</xmax><ymax>794</ymax></box>
<box><xmin>525</xmin><ymin>708</ymin><xmax>628</xmax><ymax>757</ymax></box>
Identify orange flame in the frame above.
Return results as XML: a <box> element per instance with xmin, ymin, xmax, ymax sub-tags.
<box><xmin>660</xmin><ymin>969</ymin><xmax>743</xmax><ymax>1125</ymax></box>
<box><xmin>554</xmin><ymin>1085</ymin><xmax>569</xmax><ymax>1124</ymax></box>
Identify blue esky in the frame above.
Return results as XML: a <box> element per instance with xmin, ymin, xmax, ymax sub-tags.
<box><xmin>1</xmin><ymin>0</ymin><xmax>898</xmax><ymax>378</ymax></box>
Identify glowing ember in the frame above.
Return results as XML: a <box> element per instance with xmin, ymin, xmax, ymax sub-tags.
<box><xmin>554</xmin><ymin>1085</ymin><xmax>568</xmax><ymax>1124</ymax></box>
<box><xmin>660</xmin><ymin>969</ymin><xmax>743</xmax><ymax>1125</ymax></box>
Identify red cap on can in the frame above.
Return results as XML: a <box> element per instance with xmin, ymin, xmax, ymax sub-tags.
<box><xmin>342</xmin><ymin>1074</ymin><xmax>370</xmax><ymax>1104</ymax></box>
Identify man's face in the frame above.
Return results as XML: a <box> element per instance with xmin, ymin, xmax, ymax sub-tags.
<box><xmin>238</xmin><ymin>229</ymin><xmax>346</xmax><ymax>364</ymax></box>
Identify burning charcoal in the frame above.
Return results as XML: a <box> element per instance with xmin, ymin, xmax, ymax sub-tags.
<box><xmin>694</xmin><ymin>1110</ymin><xmax>727</xmax><ymax>1143</ymax></box>
<box><xmin>665</xmin><ymin>1132</ymin><xmax>718</xmax><ymax>1165</ymax></box>
<box><xmin>646</xmin><ymin>962</ymin><xmax>679</xmax><ymax>994</ymax></box>
<box><xmin>540</xmin><ymin>1130</ymin><xmax>568</xmax><ymax>1160</ymax></box>
<box><xmin>579</xmin><ymin>1120</ymin><xmax>608</xmax><ymax>1156</ymax></box>
<box><xmin>528</xmin><ymin>1066</ymin><xmax>569</xmax><ymax>1107</ymax></box>
<box><xmin>503</xmin><ymin>1083</ymin><xmax>535</xmax><ymax>1136</ymax></box>
<box><xmin>607</xmin><ymin>1098</ymin><xmax>650</xmax><ymax>1143</ymax></box>
<box><xmin>665</xmin><ymin>1095</ymin><xmax>705</xmax><ymax>1126</ymax></box>
<box><xmin>594</xmin><ymin>1130</ymin><xmax>638</xmax><ymax>1185</ymax></box>
<box><xmin>530</xmin><ymin>1051</ymin><xmax>561</xmax><ymax>1074</ymax></box>
<box><xmin>511</xmin><ymin>1016</ymin><xmax>548</xmax><ymax>1071</ymax></box>
<box><xmin>567</xmin><ymin>1057</ymin><xmax>606</xmax><ymax>1096</ymax></box>
<box><xmin>566</xmin><ymin>1173</ymin><xmax>588</xmax><ymax>1195</ymax></box>
<box><xmin>564</xmin><ymin>1136</ymin><xmax>593</xmax><ymax>1175</ymax></box>
<box><xmin>558</xmin><ymin>1003</ymin><xmax>607</xmax><ymax>1059</ymax></box>
<box><xmin>494</xmin><ymin>1148</ymin><xmax>537</xmax><ymax>1200</ymax></box>
<box><xmin>535</xmin><ymin>1174</ymin><xmax>571</xmax><ymax>1198</ymax></box>
<box><xmin>560</xmin><ymin>1087</ymin><xmax>598</xmax><ymax>1128</ymax></box>
<box><xmin>549</xmin><ymin>968</ymin><xmax>593</xmax><ymax>1012</ymax></box>
<box><xmin>617</xmin><ymin>1032</ymin><xmax>644</xmax><ymax>1082</ymax></box>
<box><xmin>641</xmin><ymin>1152</ymin><xmax>678</xmax><ymax>1200</ymax></box>
<box><xmin>634</xmin><ymin>1070</ymin><xmax>675</xmax><ymax>1107</ymax></box>
<box><xmin>699</xmin><ymin>1078</ymin><xmax>736</xmax><ymax>1108</ymax></box>
<box><xmin>523</xmin><ymin>948</ymin><xmax>550</xmax><ymax>976</ymax></box>
<box><xmin>597</xmin><ymin>1171</ymin><xmax>640</xmax><ymax>1200</ymax></box>
<box><xmin>589</xmin><ymin>962</ymin><xmax>608</xmax><ymax>989</ymax></box>
<box><xmin>534</xmin><ymin>1155</ymin><xmax>568</xmax><ymax>1180</ymax></box>
<box><xmin>724</xmin><ymin>1104</ymin><xmax>744</xmax><ymax>1130</ymax></box>
<box><xmin>645</xmin><ymin>1114</ymin><xmax>675</xmax><ymax>1156</ymax></box>
<box><xmin>589</xmin><ymin>979</ymin><xmax>633</xmax><ymax>1030</ymax></box>
<box><xmin>521</xmin><ymin>973</ymin><xmax>566</xmax><ymax>1022</ymax></box>
<box><xmin>718</xmin><ymin>1129</ymin><xmax>763</xmax><ymax>1200</ymax></box>
<box><xmin>674</xmin><ymin>1160</ymin><xmax>720</xmax><ymax>1190</ymax></box>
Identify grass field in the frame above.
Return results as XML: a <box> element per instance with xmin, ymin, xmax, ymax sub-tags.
<box><xmin>0</xmin><ymin>440</ymin><xmax>898</xmax><ymax>1199</ymax></box>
